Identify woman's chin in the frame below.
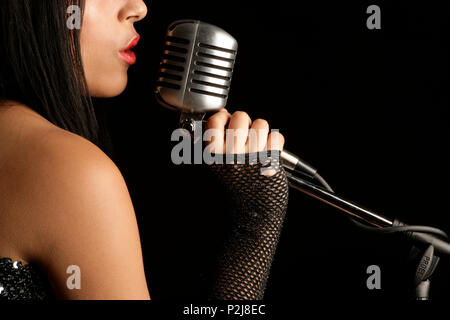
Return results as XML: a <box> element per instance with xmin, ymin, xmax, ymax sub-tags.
<box><xmin>88</xmin><ymin>75</ymin><xmax>129</xmax><ymax>98</ymax></box>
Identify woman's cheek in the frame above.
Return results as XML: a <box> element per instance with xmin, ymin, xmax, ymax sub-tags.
<box><xmin>84</xmin><ymin>52</ymin><xmax>129</xmax><ymax>98</ymax></box>
<box><xmin>80</xmin><ymin>25</ymin><xmax>128</xmax><ymax>97</ymax></box>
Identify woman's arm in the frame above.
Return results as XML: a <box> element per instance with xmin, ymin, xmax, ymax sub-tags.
<box><xmin>205</xmin><ymin>110</ymin><xmax>288</xmax><ymax>300</ymax></box>
<box><xmin>15</xmin><ymin>128</ymin><xmax>150</xmax><ymax>299</ymax></box>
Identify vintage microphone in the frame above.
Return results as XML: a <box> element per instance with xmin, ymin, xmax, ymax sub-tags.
<box><xmin>154</xmin><ymin>20</ymin><xmax>317</xmax><ymax>178</ymax></box>
<box><xmin>154</xmin><ymin>20</ymin><xmax>450</xmax><ymax>299</ymax></box>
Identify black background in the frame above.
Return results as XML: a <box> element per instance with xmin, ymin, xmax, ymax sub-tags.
<box><xmin>93</xmin><ymin>0</ymin><xmax>449</xmax><ymax>301</ymax></box>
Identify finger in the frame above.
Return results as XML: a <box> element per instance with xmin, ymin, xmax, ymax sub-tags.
<box><xmin>205</xmin><ymin>109</ymin><xmax>231</xmax><ymax>153</ymax></box>
<box><xmin>206</xmin><ymin>108</ymin><xmax>230</xmax><ymax>130</ymax></box>
<box><xmin>248</xmin><ymin>119</ymin><xmax>269</xmax><ymax>153</ymax></box>
<box><xmin>266</xmin><ymin>131</ymin><xmax>285</xmax><ymax>151</ymax></box>
<box><xmin>226</xmin><ymin>111</ymin><xmax>252</xmax><ymax>154</ymax></box>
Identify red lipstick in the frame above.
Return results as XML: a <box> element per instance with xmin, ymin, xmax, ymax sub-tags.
<box><xmin>119</xmin><ymin>35</ymin><xmax>140</xmax><ymax>65</ymax></box>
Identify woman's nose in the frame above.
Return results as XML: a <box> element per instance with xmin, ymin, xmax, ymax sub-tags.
<box><xmin>120</xmin><ymin>0</ymin><xmax>148</xmax><ymax>23</ymax></box>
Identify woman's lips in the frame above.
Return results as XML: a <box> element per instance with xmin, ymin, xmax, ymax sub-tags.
<box><xmin>119</xmin><ymin>50</ymin><xmax>137</xmax><ymax>65</ymax></box>
<box><xmin>119</xmin><ymin>35</ymin><xmax>140</xmax><ymax>65</ymax></box>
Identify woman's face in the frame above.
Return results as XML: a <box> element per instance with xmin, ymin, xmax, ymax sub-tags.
<box><xmin>80</xmin><ymin>0</ymin><xmax>148</xmax><ymax>97</ymax></box>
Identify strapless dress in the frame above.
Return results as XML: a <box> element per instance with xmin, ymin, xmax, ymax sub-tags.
<box><xmin>0</xmin><ymin>258</ymin><xmax>52</xmax><ymax>300</ymax></box>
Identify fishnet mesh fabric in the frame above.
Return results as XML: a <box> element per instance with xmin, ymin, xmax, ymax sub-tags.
<box><xmin>208</xmin><ymin>151</ymin><xmax>289</xmax><ymax>300</ymax></box>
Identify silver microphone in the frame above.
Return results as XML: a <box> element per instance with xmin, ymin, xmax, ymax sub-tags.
<box><xmin>155</xmin><ymin>19</ymin><xmax>317</xmax><ymax>177</ymax></box>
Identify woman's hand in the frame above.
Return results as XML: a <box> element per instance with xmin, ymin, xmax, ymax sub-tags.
<box><xmin>206</xmin><ymin>111</ymin><xmax>290</xmax><ymax>300</ymax></box>
<box><xmin>205</xmin><ymin>109</ymin><xmax>285</xmax><ymax>154</ymax></box>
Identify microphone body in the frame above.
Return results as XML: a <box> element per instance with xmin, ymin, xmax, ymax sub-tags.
<box><xmin>155</xmin><ymin>20</ymin><xmax>236</xmax><ymax>114</ymax></box>
<box><xmin>155</xmin><ymin>20</ymin><xmax>315</xmax><ymax>176</ymax></box>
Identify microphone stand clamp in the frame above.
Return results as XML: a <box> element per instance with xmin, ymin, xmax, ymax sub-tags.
<box><xmin>179</xmin><ymin>112</ymin><xmax>206</xmax><ymax>144</ymax></box>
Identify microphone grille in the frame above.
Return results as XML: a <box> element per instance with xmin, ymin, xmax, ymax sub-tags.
<box><xmin>157</xmin><ymin>35</ymin><xmax>190</xmax><ymax>91</ymax></box>
<box><xmin>156</xmin><ymin>20</ymin><xmax>238</xmax><ymax>113</ymax></box>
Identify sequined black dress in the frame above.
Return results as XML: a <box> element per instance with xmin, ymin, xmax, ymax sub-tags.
<box><xmin>0</xmin><ymin>258</ymin><xmax>52</xmax><ymax>300</ymax></box>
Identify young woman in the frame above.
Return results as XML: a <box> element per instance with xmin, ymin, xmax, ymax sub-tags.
<box><xmin>0</xmin><ymin>0</ymin><xmax>288</xmax><ymax>300</ymax></box>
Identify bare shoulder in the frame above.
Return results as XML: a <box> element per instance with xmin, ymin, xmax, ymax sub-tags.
<box><xmin>1</xmin><ymin>106</ymin><xmax>123</xmax><ymax>210</ymax></box>
<box><xmin>0</xmin><ymin>103</ymin><xmax>117</xmax><ymax>178</ymax></box>
<box><xmin>0</xmin><ymin>105</ymin><xmax>125</xmax><ymax>253</ymax></box>
<box><xmin>0</xmin><ymin>105</ymin><xmax>149</xmax><ymax>299</ymax></box>
<box><xmin>22</xmin><ymin>119</ymin><xmax>120</xmax><ymax>185</ymax></box>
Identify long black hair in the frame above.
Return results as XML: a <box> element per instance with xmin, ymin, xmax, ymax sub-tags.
<box><xmin>0</xmin><ymin>0</ymin><xmax>100</xmax><ymax>146</ymax></box>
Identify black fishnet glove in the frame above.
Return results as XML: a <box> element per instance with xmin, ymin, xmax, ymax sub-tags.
<box><xmin>208</xmin><ymin>151</ymin><xmax>289</xmax><ymax>300</ymax></box>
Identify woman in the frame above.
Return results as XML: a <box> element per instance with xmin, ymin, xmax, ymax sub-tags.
<box><xmin>0</xmin><ymin>0</ymin><xmax>288</xmax><ymax>300</ymax></box>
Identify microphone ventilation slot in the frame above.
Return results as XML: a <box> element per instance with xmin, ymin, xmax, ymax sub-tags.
<box><xmin>165</xmin><ymin>36</ymin><xmax>190</xmax><ymax>45</ymax></box>
<box><xmin>197</xmin><ymin>52</ymin><xmax>235</xmax><ymax>63</ymax></box>
<box><xmin>190</xmin><ymin>88</ymin><xmax>227</xmax><ymax>99</ymax></box>
<box><xmin>198</xmin><ymin>43</ymin><xmax>236</xmax><ymax>54</ymax></box>
<box><xmin>162</xmin><ymin>54</ymin><xmax>186</xmax><ymax>63</ymax></box>
<box><xmin>194</xmin><ymin>61</ymin><xmax>233</xmax><ymax>72</ymax></box>
<box><xmin>158</xmin><ymin>72</ymin><xmax>182</xmax><ymax>81</ymax></box>
<box><xmin>160</xmin><ymin>63</ymin><xmax>184</xmax><ymax>72</ymax></box>
<box><xmin>191</xmin><ymin>79</ymin><xmax>229</xmax><ymax>89</ymax></box>
<box><xmin>193</xmin><ymin>70</ymin><xmax>231</xmax><ymax>81</ymax></box>
<box><xmin>156</xmin><ymin>81</ymin><xmax>181</xmax><ymax>90</ymax></box>
<box><xmin>189</xmin><ymin>42</ymin><xmax>236</xmax><ymax>99</ymax></box>
<box><xmin>157</xmin><ymin>38</ymin><xmax>191</xmax><ymax>91</ymax></box>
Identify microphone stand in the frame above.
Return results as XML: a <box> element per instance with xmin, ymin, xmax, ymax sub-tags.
<box><xmin>177</xmin><ymin>113</ymin><xmax>448</xmax><ymax>299</ymax></box>
<box><xmin>285</xmin><ymin>171</ymin><xmax>450</xmax><ymax>300</ymax></box>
